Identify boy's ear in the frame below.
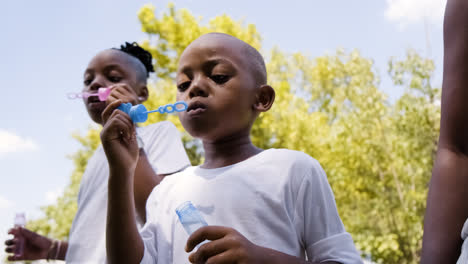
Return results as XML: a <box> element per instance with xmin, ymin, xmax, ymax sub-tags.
<box><xmin>137</xmin><ymin>85</ymin><xmax>149</xmax><ymax>103</ymax></box>
<box><xmin>253</xmin><ymin>84</ymin><xmax>275</xmax><ymax>112</ymax></box>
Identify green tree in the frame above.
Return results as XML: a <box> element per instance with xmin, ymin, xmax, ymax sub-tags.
<box><xmin>29</xmin><ymin>4</ymin><xmax>440</xmax><ymax>264</ymax></box>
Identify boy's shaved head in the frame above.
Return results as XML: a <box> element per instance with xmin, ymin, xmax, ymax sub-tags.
<box><xmin>185</xmin><ymin>33</ymin><xmax>267</xmax><ymax>86</ymax></box>
<box><xmin>176</xmin><ymin>32</ymin><xmax>275</xmax><ymax>142</ymax></box>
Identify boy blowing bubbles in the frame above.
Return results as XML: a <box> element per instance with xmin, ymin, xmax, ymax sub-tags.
<box><xmin>102</xmin><ymin>33</ymin><xmax>362</xmax><ymax>263</ymax></box>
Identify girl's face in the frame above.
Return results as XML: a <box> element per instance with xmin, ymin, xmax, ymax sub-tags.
<box><xmin>83</xmin><ymin>50</ymin><xmax>143</xmax><ymax>124</ymax></box>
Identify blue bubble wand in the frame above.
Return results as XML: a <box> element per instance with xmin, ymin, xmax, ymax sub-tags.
<box><xmin>117</xmin><ymin>101</ymin><xmax>188</xmax><ymax>123</ymax></box>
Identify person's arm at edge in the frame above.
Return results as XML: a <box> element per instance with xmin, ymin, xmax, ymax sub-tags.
<box><xmin>421</xmin><ymin>0</ymin><xmax>468</xmax><ymax>263</ymax></box>
<box><xmin>5</xmin><ymin>227</ymin><xmax>68</xmax><ymax>261</ymax></box>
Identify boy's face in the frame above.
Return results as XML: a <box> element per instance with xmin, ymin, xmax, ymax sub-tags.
<box><xmin>176</xmin><ymin>34</ymin><xmax>259</xmax><ymax>142</ymax></box>
<box><xmin>83</xmin><ymin>50</ymin><xmax>144</xmax><ymax>124</ymax></box>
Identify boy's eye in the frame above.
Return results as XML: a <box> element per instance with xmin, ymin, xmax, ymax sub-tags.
<box><xmin>211</xmin><ymin>75</ymin><xmax>229</xmax><ymax>84</ymax></box>
<box><xmin>84</xmin><ymin>79</ymin><xmax>92</xmax><ymax>86</ymax></box>
<box><xmin>177</xmin><ymin>81</ymin><xmax>190</xmax><ymax>92</ymax></box>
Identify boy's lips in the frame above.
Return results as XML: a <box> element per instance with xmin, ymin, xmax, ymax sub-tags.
<box><xmin>186</xmin><ymin>101</ymin><xmax>207</xmax><ymax>117</ymax></box>
<box><xmin>187</xmin><ymin>101</ymin><xmax>206</xmax><ymax>112</ymax></box>
<box><xmin>187</xmin><ymin>107</ymin><xmax>206</xmax><ymax>116</ymax></box>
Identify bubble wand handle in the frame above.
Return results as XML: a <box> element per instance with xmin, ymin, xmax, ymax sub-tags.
<box><xmin>66</xmin><ymin>87</ymin><xmax>113</xmax><ymax>101</ymax></box>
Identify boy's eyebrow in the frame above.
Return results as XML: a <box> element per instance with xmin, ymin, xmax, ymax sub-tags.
<box><xmin>206</xmin><ymin>58</ymin><xmax>235</xmax><ymax>66</ymax></box>
<box><xmin>179</xmin><ymin>58</ymin><xmax>236</xmax><ymax>74</ymax></box>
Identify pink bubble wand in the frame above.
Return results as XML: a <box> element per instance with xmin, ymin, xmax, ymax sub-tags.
<box><xmin>67</xmin><ymin>87</ymin><xmax>113</xmax><ymax>101</ymax></box>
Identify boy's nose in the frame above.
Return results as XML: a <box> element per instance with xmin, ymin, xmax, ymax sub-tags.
<box><xmin>188</xmin><ymin>78</ymin><xmax>208</xmax><ymax>98</ymax></box>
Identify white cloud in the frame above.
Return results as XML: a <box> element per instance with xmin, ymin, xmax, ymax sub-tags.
<box><xmin>0</xmin><ymin>129</ymin><xmax>39</xmax><ymax>157</ymax></box>
<box><xmin>45</xmin><ymin>187</ymin><xmax>64</xmax><ymax>204</ymax></box>
<box><xmin>0</xmin><ymin>195</ymin><xmax>14</xmax><ymax>209</ymax></box>
<box><xmin>385</xmin><ymin>0</ymin><xmax>446</xmax><ymax>26</ymax></box>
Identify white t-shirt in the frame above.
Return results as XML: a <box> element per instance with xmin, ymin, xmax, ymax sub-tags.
<box><xmin>66</xmin><ymin>121</ymin><xmax>190</xmax><ymax>264</ymax></box>
<box><xmin>140</xmin><ymin>148</ymin><xmax>363</xmax><ymax>264</ymax></box>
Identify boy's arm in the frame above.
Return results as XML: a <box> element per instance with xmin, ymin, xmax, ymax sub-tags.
<box><xmin>134</xmin><ymin>122</ymin><xmax>190</xmax><ymax>223</ymax></box>
<box><xmin>186</xmin><ymin>226</ymin><xmax>340</xmax><ymax>264</ymax></box>
<box><xmin>421</xmin><ymin>0</ymin><xmax>468</xmax><ymax>263</ymax></box>
<box><xmin>101</xmin><ymin>100</ymin><xmax>144</xmax><ymax>264</ymax></box>
<box><xmin>104</xmin><ymin>83</ymin><xmax>159</xmax><ymax>224</ymax></box>
<box><xmin>133</xmin><ymin>151</ymin><xmax>164</xmax><ymax>223</ymax></box>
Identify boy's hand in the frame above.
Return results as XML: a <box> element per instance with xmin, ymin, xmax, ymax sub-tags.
<box><xmin>186</xmin><ymin>226</ymin><xmax>265</xmax><ymax>264</ymax></box>
<box><xmin>4</xmin><ymin>227</ymin><xmax>52</xmax><ymax>261</ymax></box>
<box><xmin>106</xmin><ymin>84</ymin><xmax>140</xmax><ymax>106</ymax></box>
<box><xmin>100</xmin><ymin>100</ymin><xmax>139</xmax><ymax>173</ymax></box>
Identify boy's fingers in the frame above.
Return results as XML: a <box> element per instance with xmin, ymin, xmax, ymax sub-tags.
<box><xmin>116</xmin><ymin>112</ymin><xmax>134</xmax><ymax>129</ymax></box>
<box><xmin>5</xmin><ymin>239</ymin><xmax>14</xmax><ymax>245</ymax></box>
<box><xmin>188</xmin><ymin>239</ymin><xmax>227</xmax><ymax>263</ymax></box>
<box><xmin>186</xmin><ymin>226</ymin><xmax>228</xmax><ymax>252</ymax></box>
<box><xmin>113</xmin><ymin>114</ymin><xmax>135</xmax><ymax>139</ymax></box>
<box><xmin>199</xmin><ymin>251</ymin><xmax>233</xmax><ymax>264</ymax></box>
<box><xmin>110</xmin><ymin>110</ymin><xmax>133</xmax><ymax>128</ymax></box>
<box><xmin>101</xmin><ymin>99</ymin><xmax>123</xmax><ymax>125</ymax></box>
<box><xmin>103</xmin><ymin>113</ymin><xmax>134</xmax><ymax>142</ymax></box>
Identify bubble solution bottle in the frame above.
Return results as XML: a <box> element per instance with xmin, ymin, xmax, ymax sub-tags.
<box><xmin>14</xmin><ymin>213</ymin><xmax>26</xmax><ymax>256</ymax></box>
<box><xmin>175</xmin><ymin>201</ymin><xmax>208</xmax><ymax>235</ymax></box>
<box><xmin>175</xmin><ymin>201</ymin><xmax>209</xmax><ymax>250</ymax></box>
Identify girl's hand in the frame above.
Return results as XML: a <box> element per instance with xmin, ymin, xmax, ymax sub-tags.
<box><xmin>186</xmin><ymin>226</ymin><xmax>265</xmax><ymax>264</ymax></box>
<box><xmin>5</xmin><ymin>227</ymin><xmax>52</xmax><ymax>261</ymax></box>
<box><xmin>106</xmin><ymin>84</ymin><xmax>141</xmax><ymax>106</ymax></box>
<box><xmin>100</xmin><ymin>100</ymin><xmax>139</xmax><ymax>174</ymax></box>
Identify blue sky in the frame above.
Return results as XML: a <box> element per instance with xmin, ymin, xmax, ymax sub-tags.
<box><xmin>0</xmin><ymin>0</ymin><xmax>445</xmax><ymax>261</ymax></box>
